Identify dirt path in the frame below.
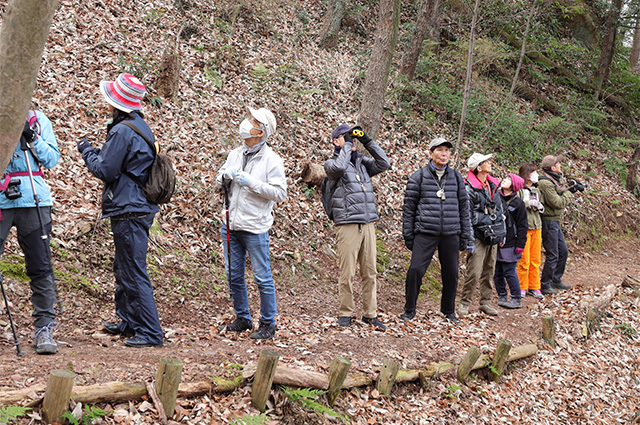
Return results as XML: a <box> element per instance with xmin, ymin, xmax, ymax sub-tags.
<box><xmin>2</xmin><ymin>237</ymin><xmax>638</xmax><ymax>400</ymax></box>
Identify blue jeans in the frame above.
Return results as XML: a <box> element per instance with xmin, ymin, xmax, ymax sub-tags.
<box><xmin>494</xmin><ymin>261</ymin><xmax>521</xmax><ymax>299</ymax></box>
<box><xmin>541</xmin><ymin>220</ymin><xmax>568</xmax><ymax>287</ymax></box>
<box><xmin>221</xmin><ymin>225</ymin><xmax>277</xmax><ymax>327</ymax></box>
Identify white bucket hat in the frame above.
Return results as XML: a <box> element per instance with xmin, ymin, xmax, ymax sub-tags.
<box><xmin>249</xmin><ymin>107</ymin><xmax>277</xmax><ymax>138</ymax></box>
<box><xmin>467</xmin><ymin>153</ymin><xmax>493</xmax><ymax>170</ymax></box>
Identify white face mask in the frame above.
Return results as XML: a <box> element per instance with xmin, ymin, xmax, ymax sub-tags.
<box><xmin>530</xmin><ymin>172</ymin><xmax>539</xmax><ymax>183</ymax></box>
<box><xmin>239</xmin><ymin>119</ymin><xmax>256</xmax><ymax>140</ymax></box>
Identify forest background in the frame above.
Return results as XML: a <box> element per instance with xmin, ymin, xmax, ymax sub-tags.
<box><xmin>1</xmin><ymin>0</ymin><xmax>640</xmax><ymax>424</ymax></box>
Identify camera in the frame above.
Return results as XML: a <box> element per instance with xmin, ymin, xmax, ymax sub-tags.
<box><xmin>4</xmin><ymin>179</ymin><xmax>22</xmax><ymax>200</ymax></box>
<box><xmin>568</xmin><ymin>179</ymin><xmax>586</xmax><ymax>193</ymax></box>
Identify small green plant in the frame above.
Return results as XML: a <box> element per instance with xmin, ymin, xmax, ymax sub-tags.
<box><xmin>204</xmin><ymin>67</ymin><xmax>223</xmax><ymax>89</ymax></box>
<box><xmin>230</xmin><ymin>414</ymin><xmax>268</xmax><ymax>425</ymax></box>
<box><xmin>281</xmin><ymin>386</ymin><xmax>349</xmax><ymax>423</ymax></box>
<box><xmin>444</xmin><ymin>384</ymin><xmax>462</xmax><ymax>399</ymax></box>
<box><xmin>302</xmin><ymin>185</ymin><xmax>315</xmax><ymax>200</ymax></box>
<box><xmin>615</xmin><ymin>322</ymin><xmax>637</xmax><ymax>337</ymax></box>
<box><xmin>62</xmin><ymin>405</ymin><xmax>111</xmax><ymax>425</ymax></box>
<box><xmin>0</xmin><ymin>406</ymin><xmax>31</xmax><ymax>424</ymax></box>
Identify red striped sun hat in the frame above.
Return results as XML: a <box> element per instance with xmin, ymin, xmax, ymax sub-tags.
<box><xmin>99</xmin><ymin>73</ymin><xmax>146</xmax><ymax>113</ymax></box>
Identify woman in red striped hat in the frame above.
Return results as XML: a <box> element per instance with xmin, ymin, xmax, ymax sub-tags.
<box><xmin>77</xmin><ymin>73</ymin><xmax>164</xmax><ymax>348</ymax></box>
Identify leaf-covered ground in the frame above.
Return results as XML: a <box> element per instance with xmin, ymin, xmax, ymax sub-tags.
<box><xmin>1</xmin><ymin>0</ymin><xmax>640</xmax><ymax>423</ymax></box>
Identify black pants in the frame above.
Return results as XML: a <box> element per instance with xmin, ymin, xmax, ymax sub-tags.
<box><xmin>0</xmin><ymin>207</ymin><xmax>56</xmax><ymax>329</ymax></box>
<box><xmin>111</xmin><ymin>213</ymin><xmax>163</xmax><ymax>345</ymax></box>
<box><xmin>404</xmin><ymin>233</ymin><xmax>460</xmax><ymax>315</ymax></box>
<box><xmin>541</xmin><ymin>220</ymin><xmax>568</xmax><ymax>287</ymax></box>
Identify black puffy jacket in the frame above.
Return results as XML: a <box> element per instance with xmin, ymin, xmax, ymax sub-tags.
<box><xmin>402</xmin><ymin>161</ymin><xmax>472</xmax><ymax>248</ymax></box>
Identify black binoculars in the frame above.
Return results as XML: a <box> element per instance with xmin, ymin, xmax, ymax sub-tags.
<box><xmin>568</xmin><ymin>179</ymin><xmax>586</xmax><ymax>193</ymax></box>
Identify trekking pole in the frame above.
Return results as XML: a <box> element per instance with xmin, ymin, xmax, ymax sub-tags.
<box><xmin>222</xmin><ymin>177</ymin><xmax>232</xmax><ymax>300</ymax></box>
<box><xmin>20</xmin><ymin>134</ymin><xmax>64</xmax><ymax>315</ymax></box>
<box><xmin>0</xmin><ymin>272</ymin><xmax>22</xmax><ymax>356</ymax></box>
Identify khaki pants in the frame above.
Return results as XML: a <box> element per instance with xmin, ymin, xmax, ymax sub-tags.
<box><xmin>460</xmin><ymin>238</ymin><xmax>497</xmax><ymax>307</ymax></box>
<box><xmin>336</xmin><ymin>223</ymin><xmax>377</xmax><ymax>318</ymax></box>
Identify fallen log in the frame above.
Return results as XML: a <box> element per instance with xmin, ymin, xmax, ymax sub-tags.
<box><xmin>1</xmin><ymin>344</ymin><xmax>538</xmax><ymax>406</ymax></box>
<box><xmin>579</xmin><ymin>284</ymin><xmax>618</xmax><ymax>311</ymax></box>
<box><xmin>300</xmin><ymin>162</ymin><xmax>326</xmax><ymax>187</ymax></box>
<box><xmin>622</xmin><ymin>275</ymin><xmax>640</xmax><ymax>289</ymax></box>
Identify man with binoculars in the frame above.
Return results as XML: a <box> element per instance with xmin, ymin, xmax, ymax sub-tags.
<box><xmin>324</xmin><ymin>124</ymin><xmax>390</xmax><ymax>330</ymax></box>
<box><xmin>538</xmin><ymin>154</ymin><xmax>579</xmax><ymax>294</ymax></box>
<box><xmin>0</xmin><ymin>110</ymin><xmax>60</xmax><ymax>354</ymax></box>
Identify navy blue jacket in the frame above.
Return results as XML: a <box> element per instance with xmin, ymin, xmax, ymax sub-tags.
<box><xmin>82</xmin><ymin>112</ymin><xmax>159</xmax><ymax>218</ymax></box>
<box><xmin>402</xmin><ymin>161</ymin><xmax>472</xmax><ymax>247</ymax></box>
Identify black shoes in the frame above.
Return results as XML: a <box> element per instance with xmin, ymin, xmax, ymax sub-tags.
<box><xmin>103</xmin><ymin>321</ymin><xmax>134</xmax><ymax>336</ymax></box>
<box><xmin>124</xmin><ymin>336</ymin><xmax>162</xmax><ymax>348</ymax></box>
<box><xmin>250</xmin><ymin>322</ymin><xmax>276</xmax><ymax>340</ymax></box>
<box><xmin>103</xmin><ymin>322</ymin><xmax>121</xmax><ymax>335</ymax></box>
<box><xmin>225</xmin><ymin>317</ymin><xmax>254</xmax><ymax>332</ymax></box>
<box><xmin>540</xmin><ymin>285</ymin><xmax>558</xmax><ymax>295</ymax></box>
<box><xmin>362</xmin><ymin>316</ymin><xmax>387</xmax><ymax>331</ymax></box>
<box><xmin>445</xmin><ymin>313</ymin><xmax>459</xmax><ymax>323</ymax></box>
<box><xmin>400</xmin><ymin>310</ymin><xmax>416</xmax><ymax>321</ymax></box>
<box><xmin>337</xmin><ymin>316</ymin><xmax>352</xmax><ymax>327</ymax></box>
<box><xmin>552</xmin><ymin>281</ymin><xmax>571</xmax><ymax>291</ymax></box>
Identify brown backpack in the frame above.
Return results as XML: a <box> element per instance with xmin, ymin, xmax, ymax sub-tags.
<box><xmin>121</xmin><ymin>122</ymin><xmax>176</xmax><ymax>204</ymax></box>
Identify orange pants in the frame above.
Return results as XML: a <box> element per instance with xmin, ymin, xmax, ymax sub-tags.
<box><xmin>517</xmin><ymin>228</ymin><xmax>542</xmax><ymax>291</ymax></box>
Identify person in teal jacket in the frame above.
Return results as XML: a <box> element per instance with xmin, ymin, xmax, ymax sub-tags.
<box><xmin>0</xmin><ymin>110</ymin><xmax>61</xmax><ymax>354</ymax></box>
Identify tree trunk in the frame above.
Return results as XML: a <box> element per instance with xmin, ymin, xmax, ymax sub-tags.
<box><xmin>356</xmin><ymin>0</ymin><xmax>401</xmax><ymax>140</ymax></box>
<box><xmin>595</xmin><ymin>0</ymin><xmax>623</xmax><ymax>100</ymax></box>
<box><xmin>0</xmin><ymin>0</ymin><xmax>58</xmax><ymax>173</ymax></box>
<box><xmin>631</xmin><ymin>16</ymin><xmax>640</xmax><ymax>71</ymax></box>
<box><xmin>400</xmin><ymin>0</ymin><xmax>439</xmax><ymax>81</ymax></box>
<box><xmin>627</xmin><ymin>143</ymin><xmax>640</xmax><ymax>196</ymax></box>
<box><xmin>454</xmin><ymin>0</ymin><xmax>481</xmax><ymax>166</ymax></box>
<box><xmin>318</xmin><ymin>0</ymin><xmax>347</xmax><ymax>49</ymax></box>
<box><xmin>509</xmin><ymin>0</ymin><xmax>537</xmax><ymax>97</ymax></box>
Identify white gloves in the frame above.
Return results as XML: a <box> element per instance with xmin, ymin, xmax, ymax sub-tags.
<box><xmin>223</xmin><ymin>167</ymin><xmax>238</xmax><ymax>180</ymax></box>
<box><xmin>529</xmin><ymin>199</ymin><xmax>544</xmax><ymax>212</ymax></box>
<box><xmin>236</xmin><ymin>171</ymin><xmax>257</xmax><ymax>187</ymax></box>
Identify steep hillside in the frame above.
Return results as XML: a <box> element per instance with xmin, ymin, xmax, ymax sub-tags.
<box><xmin>2</xmin><ymin>0</ymin><xmax>635</xmax><ymax>283</ymax></box>
<box><xmin>1</xmin><ymin>0</ymin><xmax>640</xmax><ymax>423</ymax></box>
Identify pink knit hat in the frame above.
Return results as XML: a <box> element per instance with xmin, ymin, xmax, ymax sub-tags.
<box><xmin>509</xmin><ymin>173</ymin><xmax>525</xmax><ymax>192</ymax></box>
<box><xmin>99</xmin><ymin>73</ymin><xmax>146</xmax><ymax>113</ymax></box>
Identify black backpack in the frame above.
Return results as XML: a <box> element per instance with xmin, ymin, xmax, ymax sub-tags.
<box><xmin>121</xmin><ymin>122</ymin><xmax>176</xmax><ymax>204</ymax></box>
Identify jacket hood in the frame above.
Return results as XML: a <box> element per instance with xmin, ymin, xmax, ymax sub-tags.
<box><xmin>466</xmin><ymin>170</ymin><xmax>500</xmax><ymax>189</ymax></box>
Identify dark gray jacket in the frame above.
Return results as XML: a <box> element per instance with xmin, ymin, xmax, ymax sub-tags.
<box><xmin>402</xmin><ymin>162</ymin><xmax>472</xmax><ymax>249</ymax></box>
<box><xmin>324</xmin><ymin>140</ymin><xmax>390</xmax><ymax>225</ymax></box>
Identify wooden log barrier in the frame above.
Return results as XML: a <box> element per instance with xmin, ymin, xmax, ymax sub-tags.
<box><xmin>542</xmin><ymin>316</ymin><xmax>556</xmax><ymax>347</ymax></box>
<box><xmin>327</xmin><ymin>355</ymin><xmax>351</xmax><ymax>406</ymax></box>
<box><xmin>458</xmin><ymin>346</ymin><xmax>481</xmax><ymax>383</ymax></box>
<box><xmin>622</xmin><ymin>275</ymin><xmax>640</xmax><ymax>289</ymax></box>
<box><xmin>156</xmin><ymin>358</ymin><xmax>183</xmax><ymax>418</ymax></box>
<box><xmin>376</xmin><ymin>359</ymin><xmax>400</xmax><ymax>396</ymax></box>
<box><xmin>42</xmin><ymin>369</ymin><xmax>75</xmax><ymax>424</ymax></box>
<box><xmin>251</xmin><ymin>350</ymin><xmax>280</xmax><ymax>412</ymax></box>
<box><xmin>0</xmin><ymin>344</ymin><xmax>538</xmax><ymax>407</ymax></box>
<box><xmin>490</xmin><ymin>340</ymin><xmax>512</xmax><ymax>382</ymax></box>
